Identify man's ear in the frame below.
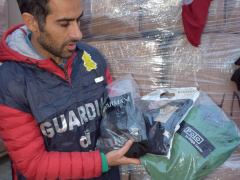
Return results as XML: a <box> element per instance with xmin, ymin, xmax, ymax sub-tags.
<box><xmin>22</xmin><ymin>12</ymin><xmax>39</xmax><ymax>32</ymax></box>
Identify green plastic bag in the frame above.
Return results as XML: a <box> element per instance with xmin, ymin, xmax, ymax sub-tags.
<box><xmin>140</xmin><ymin>92</ymin><xmax>240</xmax><ymax>180</ymax></box>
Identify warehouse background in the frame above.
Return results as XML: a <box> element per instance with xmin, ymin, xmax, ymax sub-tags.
<box><xmin>0</xmin><ymin>0</ymin><xmax>240</xmax><ymax>179</ymax></box>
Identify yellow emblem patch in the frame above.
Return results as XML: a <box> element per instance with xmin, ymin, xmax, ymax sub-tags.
<box><xmin>82</xmin><ymin>51</ymin><xmax>97</xmax><ymax>71</ymax></box>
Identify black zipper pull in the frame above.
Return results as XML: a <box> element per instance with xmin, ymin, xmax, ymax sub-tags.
<box><xmin>50</xmin><ymin>58</ymin><xmax>70</xmax><ymax>82</ymax></box>
<box><xmin>63</xmin><ymin>69</ymin><xmax>69</xmax><ymax>82</ymax></box>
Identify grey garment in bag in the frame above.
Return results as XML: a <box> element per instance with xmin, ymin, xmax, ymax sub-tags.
<box><xmin>137</xmin><ymin>99</ymin><xmax>193</xmax><ymax>156</ymax></box>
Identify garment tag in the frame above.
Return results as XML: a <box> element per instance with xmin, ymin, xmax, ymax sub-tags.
<box><xmin>103</xmin><ymin>92</ymin><xmax>133</xmax><ymax>114</ymax></box>
<box><xmin>154</xmin><ymin>105</ymin><xmax>178</xmax><ymax>123</ymax></box>
<box><xmin>177</xmin><ymin>121</ymin><xmax>215</xmax><ymax>158</ymax></box>
<box><xmin>95</xmin><ymin>76</ymin><xmax>104</xmax><ymax>83</ymax></box>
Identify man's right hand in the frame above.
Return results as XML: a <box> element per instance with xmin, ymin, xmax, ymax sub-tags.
<box><xmin>105</xmin><ymin>140</ymin><xmax>141</xmax><ymax>167</ymax></box>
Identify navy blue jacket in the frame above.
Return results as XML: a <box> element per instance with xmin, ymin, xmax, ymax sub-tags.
<box><xmin>0</xmin><ymin>24</ymin><xmax>119</xmax><ymax>180</ymax></box>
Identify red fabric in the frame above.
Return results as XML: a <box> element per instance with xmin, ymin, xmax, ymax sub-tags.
<box><xmin>0</xmin><ymin>25</ymin><xmax>113</xmax><ymax>85</ymax></box>
<box><xmin>106</xmin><ymin>67</ymin><xmax>113</xmax><ymax>84</ymax></box>
<box><xmin>0</xmin><ymin>24</ymin><xmax>28</xmax><ymax>63</ymax></box>
<box><xmin>19</xmin><ymin>28</ymin><xmax>27</xmax><ymax>35</ymax></box>
<box><xmin>0</xmin><ymin>25</ymin><xmax>113</xmax><ymax>179</ymax></box>
<box><xmin>182</xmin><ymin>0</ymin><xmax>213</xmax><ymax>47</ymax></box>
<box><xmin>0</xmin><ymin>105</ymin><xmax>102</xmax><ymax>179</ymax></box>
<box><xmin>0</xmin><ymin>25</ymin><xmax>75</xmax><ymax>82</ymax></box>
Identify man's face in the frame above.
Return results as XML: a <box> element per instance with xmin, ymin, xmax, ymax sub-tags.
<box><xmin>36</xmin><ymin>0</ymin><xmax>83</xmax><ymax>60</ymax></box>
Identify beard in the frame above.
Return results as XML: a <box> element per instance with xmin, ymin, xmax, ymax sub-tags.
<box><xmin>37</xmin><ymin>29</ymin><xmax>77</xmax><ymax>59</ymax></box>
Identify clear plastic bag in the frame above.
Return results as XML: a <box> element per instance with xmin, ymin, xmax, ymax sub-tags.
<box><xmin>137</xmin><ymin>87</ymin><xmax>199</xmax><ymax>158</ymax></box>
<box><xmin>80</xmin><ymin>0</ymin><xmax>240</xmax><ymax>178</ymax></box>
<box><xmin>140</xmin><ymin>91</ymin><xmax>240</xmax><ymax>180</ymax></box>
<box><xmin>96</xmin><ymin>75</ymin><xmax>151</xmax><ymax>157</ymax></box>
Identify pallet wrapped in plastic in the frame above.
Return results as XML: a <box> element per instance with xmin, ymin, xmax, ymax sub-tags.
<box><xmin>224</xmin><ymin>0</ymin><xmax>240</xmax><ymax>33</ymax></box>
<box><xmin>0</xmin><ymin>0</ymin><xmax>7</xmax><ymax>38</ymax></box>
<box><xmin>86</xmin><ymin>39</ymin><xmax>165</xmax><ymax>96</ymax></box>
<box><xmin>0</xmin><ymin>0</ymin><xmax>8</xmax><ymax>67</ymax></box>
<box><xmin>81</xmin><ymin>0</ymin><xmax>240</xmax><ymax>179</ymax></box>
<box><xmin>4</xmin><ymin>0</ymin><xmax>240</xmax><ymax>179</ymax></box>
<box><xmin>81</xmin><ymin>0</ymin><xmax>142</xmax><ymax>40</ymax></box>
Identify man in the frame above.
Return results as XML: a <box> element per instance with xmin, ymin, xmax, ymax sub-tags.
<box><xmin>0</xmin><ymin>0</ymin><xmax>140</xmax><ymax>179</ymax></box>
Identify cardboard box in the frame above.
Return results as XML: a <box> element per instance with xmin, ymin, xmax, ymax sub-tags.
<box><xmin>86</xmin><ymin>39</ymin><xmax>166</xmax><ymax>96</ymax></box>
<box><xmin>165</xmin><ymin>33</ymin><xmax>240</xmax><ymax>125</ymax></box>
<box><xmin>140</xmin><ymin>0</ymin><xmax>225</xmax><ymax>34</ymax></box>
<box><xmin>223</xmin><ymin>0</ymin><xmax>240</xmax><ymax>33</ymax></box>
<box><xmin>0</xmin><ymin>0</ymin><xmax>8</xmax><ymax>37</ymax></box>
<box><xmin>81</xmin><ymin>0</ymin><xmax>142</xmax><ymax>39</ymax></box>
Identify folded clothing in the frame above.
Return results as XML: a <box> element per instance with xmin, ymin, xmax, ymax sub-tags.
<box><xmin>137</xmin><ymin>99</ymin><xmax>193</xmax><ymax>157</ymax></box>
<box><xmin>182</xmin><ymin>0</ymin><xmax>213</xmax><ymax>47</ymax></box>
<box><xmin>231</xmin><ymin>68</ymin><xmax>240</xmax><ymax>90</ymax></box>
<box><xmin>96</xmin><ymin>92</ymin><xmax>151</xmax><ymax>158</ymax></box>
<box><xmin>140</xmin><ymin>93</ymin><xmax>240</xmax><ymax>180</ymax></box>
<box><xmin>231</xmin><ymin>57</ymin><xmax>240</xmax><ymax>91</ymax></box>
<box><xmin>124</xmin><ymin>140</ymin><xmax>152</xmax><ymax>158</ymax></box>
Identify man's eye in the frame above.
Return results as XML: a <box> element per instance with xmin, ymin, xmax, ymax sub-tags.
<box><xmin>61</xmin><ymin>23</ymin><xmax>69</xmax><ymax>27</ymax></box>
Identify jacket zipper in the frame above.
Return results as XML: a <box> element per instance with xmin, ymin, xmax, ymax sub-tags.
<box><xmin>50</xmin><ymin>58</ymin><xmax>70</xmax><ymax>82</ymax></box>
<box><xmin>63</xmin><ymin>68</ymin><xmax>69</xmax><ymax>82</ymax></box>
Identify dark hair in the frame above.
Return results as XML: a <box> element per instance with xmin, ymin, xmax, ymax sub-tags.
<box><xmin>17</xmin><ymin>0</ymin><xmax>50</xmax><ymax>31</ymax></box>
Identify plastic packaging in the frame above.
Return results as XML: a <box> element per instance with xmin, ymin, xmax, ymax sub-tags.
<box><xmin>0</xmin><ymin>0</ymin><xmax>8</xmax><ymax>67</ymax></box>
<box><xmin>3</xmin><ymin>0</ymin><xmax>240</xmax><ymax>179</ymax></box>
<box><xmin>81</xmin><ymin>0</ymin><xmax>240</xmax><ymax>179</ymax></box>
<box><xmin>182</xmin><ymin>0</ymin><xmax>194</xmax><ymax>5</ymax></box>
<box><xmin>96</xmin><ymin>75</ymin><xmax>151</xmax><ymax>158</ymax></box>
<box><xmin>140</xmin><ymin>91</ymin><xmax>240</xmax><ymax>180</ymax></box>
<box><xmin>0</xmin><ymin>0</ymin><xmax>8</xmax><ymax>38</ymax></box>
<box><xmin>81</xmin><ymin>0</ymin><xmax>141</xmax><ymax>40</ymax></box>
<box><xmin>137</xmin><ymin>87</ymin><xmax>199</xmax><ymax>158</ymax></box>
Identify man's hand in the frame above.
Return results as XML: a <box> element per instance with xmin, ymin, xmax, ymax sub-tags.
<box><xmin>105</xmin><ymin>140</ymin><xmax>141</xmax><ymax>167</ymax></box>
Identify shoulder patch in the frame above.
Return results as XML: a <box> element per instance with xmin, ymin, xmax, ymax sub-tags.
<box><xmin>82</xmin><ymin>51</ymin><xmax>97</xmax><ymax>71</ymax></box>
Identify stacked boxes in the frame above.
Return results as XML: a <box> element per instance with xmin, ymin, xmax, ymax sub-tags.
<box><xmin>140</xmin><ymin>0</ymin><xmax>224</xmax><ymax>34</ymax></box>
<box><xmin>81</xmin><ymin>0</ymin><xmax>141</xmax><ymax>39</ymax></box>
<box><xmin>81</xmin><ymin>0</ymin><xmax>240</xmax><ymax>179</ymax></box>
<box><xmin>164</xmin><ymin>33</ymin><xmax>240</xmax><ymax>123</ymax></box>
<box><xmin>87</xmin><ymin>39</ymin><xmax>165</xmax><ymax>96</ymax></box>
<box><xmin>3</xmin><ymin>0</ymin><xmax>240</xmax><ymax>179</ymax></box>
<box><xmin>0</xmin><ymin>0</ymin><xmax>8</xmax><ymax>38</ymax></box>
<box><xmin>224</xmin><ymin>0</ymin><xmax>240</xmax><ymax>33</ymax></box>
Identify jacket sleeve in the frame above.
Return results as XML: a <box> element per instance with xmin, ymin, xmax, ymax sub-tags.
<box><xmin>0</xmin><ymin>105</ymin><xmax>102</xmax><ymax>180</ymax></box>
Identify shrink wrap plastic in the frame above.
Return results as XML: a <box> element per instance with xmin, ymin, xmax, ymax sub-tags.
<box><xmin>138</xmin><ymin>87</ymin><xmax>199</xmax><ymax>158</ymax></box>
<box><xmin>0</xmin><ymin>0</ymin><xmax>7</xmax><ymax>38</ymax></box>
<box><xmin>0</xmin><ymin>0</ymin><xmax>7</xmax><ymax>67</ymax></box>
<box><xmin>140</xmin><ymin>91</ymin><xmax>240</xmax><ymax>180</ymax></box>
<box><xmin>82</xmin><ymin>0</ymin><xmax>240</xmax><ymax>179</ymax></box>
<box><xmin>96</xmin><ymin>74</ymin><xmax>151</xmax><ymax>157</ymax></box>
<box><xmin>2</xmin><ymin>0</ymin><xmax>240</xmax><ymax>179</ymax></box>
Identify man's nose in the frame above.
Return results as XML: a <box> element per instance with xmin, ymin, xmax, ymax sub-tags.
<box><xmin>69</xmin><ymin>22</ymin><xmax>83</xmax><ymax>41</ymax></box>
